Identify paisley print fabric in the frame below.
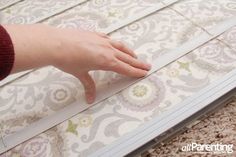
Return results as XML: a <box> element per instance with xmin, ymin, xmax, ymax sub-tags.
<box><xmin>171</xmin><ymin>0</ymin><xmax>236</xmax><ymax>31</ymax></box>
<box><xmin>0</xmin><ymin>7</ymin><xmax>206</xmax><ymax>137</ymax></box>
<box><xmin>0</xmin><ymin>0</ymin><xmax>236</xmax><ymax>156</ymax></box>
<box><xmin>0</xmin><ymin>0</ymin><xmax>87</xmax><ymax>24</ymax></box>
<box><xmin>218</xmin><ymin>26</ymin><xmax>236</xmax><ymax>51</ymax></box>
<box><xmin>0</xmin><ymin>0</ymin><xmax>21</xmax><ymax>10</ymax></box>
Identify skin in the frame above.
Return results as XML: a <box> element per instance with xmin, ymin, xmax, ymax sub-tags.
<box><xmin>3</xmin><ymin>24</ymin><xmax>151</xmax><ymax>104</ymax></box>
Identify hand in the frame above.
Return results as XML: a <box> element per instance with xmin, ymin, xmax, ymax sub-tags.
<box><xmin>4</xmin><ymin>24</ymin><xmax>151</xmax><ymax>104</ymax></box>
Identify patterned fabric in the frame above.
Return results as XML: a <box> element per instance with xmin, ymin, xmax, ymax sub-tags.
<box><xmin>0</xmin><ymin>0</ymin><xmax>21</xmax><ymax>10</ymax></box>
<box><xmin>0</xmin><ymin>0</ymin><xmax>236</xmax><ymax>156</ymax></box>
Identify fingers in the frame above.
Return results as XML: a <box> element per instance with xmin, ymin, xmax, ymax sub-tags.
<box><xmin>95</xmin><ymin>32</ymin><xmax>137</xmax><ymax>59</ymax></box>
<box><xmin>77</xmin><ymin>72</ymin><xmax>96</xmax><ymax>104</ymax></box>
<box><xmin>96</xmin><ymin>44</ymin><xmax>151</xmax><ymax>77</ymax></box>
<box><xmin>111</xmin><ymin>59</ymin><xmax>149</xmax><ymax>77</ymax></box>
<box><xmin>95</xmin><ymin>32</ymin><xmax>109</xmax><ymax>39</ymax></box>
<box><xmin>110</xmin><ymin>40</ymin><xmax>137</xmax><ymax>58</ymax></box>
<box><xmin>115</xmin><ymin>50</ymin><xmax>151</xmax><ymax>71</ymax></box>
<box><xmin>89</xmin><ymin>32</ymin><xmax>137</xmax><ymax>59</ymax></box>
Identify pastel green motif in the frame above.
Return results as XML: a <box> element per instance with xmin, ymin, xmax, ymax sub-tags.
<box><xmin>132</xmin><ymin>85</ymin><xmax>148</xmax><ymax>97</ymax></box>
<box><xmin>108</xmin><ymin>11</ymin><xmax>118</xmax><ymax>17</ymax></box>
<box><xmin>177</xmin><ymin>61</ymin><xmax>190</xmax><ymax>72</ymax></box>
<box><xmin>66</xmin><ymin>120</ymin><xmax>79</xmax><ymax>136</ymax></box>
<box><xmin>6</xmin><ymin>9</ymin><xmax>11</xmax><ymax>14</ymax></box>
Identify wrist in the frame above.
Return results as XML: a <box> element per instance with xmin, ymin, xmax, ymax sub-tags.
<box><xmin>4</xmin><ymin>24</ymin><xmax>57</xmax><ymax>72</ymax></box>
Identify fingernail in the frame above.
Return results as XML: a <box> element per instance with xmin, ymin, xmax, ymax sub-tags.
<box><xmin>143</xmin><ymin>70</ymin><xmax>148</xmax><ymax>76</ymax></box>
<box><xmin>146</xmin><ymin>64</ymin><xmax>152</xmax><ymax>70</ymax></box>
<box><xmin>87</xmin><ymin>95</ymin><xmax>95</xmax><ymax>104</ymax></box>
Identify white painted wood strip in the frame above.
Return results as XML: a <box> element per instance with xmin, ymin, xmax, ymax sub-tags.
<box><xmin>1</xmin><ymin>0</ymin><xmax>88</xmax><ymax>23</ymax></box>
<box><xmin>102</xmin><ymin>0</ymin><xmax>180</xmax><ymax>34</ymax></box>
<box><xmin>0</xmin><ymin>16</ymin><xmax>235</xmax><ymax>154</ymax></box>
<box><xmin>0</xmin><ymin>0</ymin><xmax>22</xmax><ymax>10</ymax></box>
<box><xmin>0</xmin><ymin>70</ymin><xmax>31</xmax><ymax>87</ymax></box>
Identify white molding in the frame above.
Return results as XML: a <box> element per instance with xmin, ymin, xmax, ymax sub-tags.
<box><xmin>102</xmin><ymin>0</ymin><xmax>179</xmax><ymax>34</ymax></box>
<box><xmin>0</xmin><ymin>0</ymin><xmax>22</xmax><ymax>10</ymax></box>
<box><xmin>0</xmin><ymin>71</ymin><xmax>31</xmax><ymax>86</ymax></box>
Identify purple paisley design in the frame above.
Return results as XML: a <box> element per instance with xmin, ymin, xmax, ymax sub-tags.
<box><xmin>118</xmin><ymin>75</ymin><xmax>165</xmax><ymax>112</ymax></box>
<box><xmin>0</xmin><ymin>127</ymin><xmax>64</xmax><ymax>157</ymax></box>
<box><xmin>187</xmin><ymin>40</ymin><xmax>236</xmax><ymax>72</ymax></box>
<box><xmin>20</xmin><ymin>136</ymin><xmax>50</xmax><ymax>157</ymax></box>
<box><xmin>219</xmin><ymin>26</ymin><xmax>236</xmax><ymax>49</ymax></box>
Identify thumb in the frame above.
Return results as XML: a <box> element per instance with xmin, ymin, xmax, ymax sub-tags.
<box><xmin>77</xmin><ymin>72</ymin><xmax>96</xmax><ymax>104</ymax></box>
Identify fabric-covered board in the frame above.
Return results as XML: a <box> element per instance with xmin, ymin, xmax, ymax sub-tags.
<box><xmin>0</xmin><ymin>0</ymin><xmax>236</xmax><ymax>156</ymax></box>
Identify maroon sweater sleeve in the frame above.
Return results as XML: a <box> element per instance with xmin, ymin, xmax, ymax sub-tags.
<box><xmin>0</xmin><ymin>25</ymin><xmax>15</xmax><ymax>80</ymax></box>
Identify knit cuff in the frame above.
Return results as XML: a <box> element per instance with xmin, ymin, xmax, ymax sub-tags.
<box><xmin>0</xmin><ymin>25</ymin><xmax>15</xmax><ymax>80</ymax></box>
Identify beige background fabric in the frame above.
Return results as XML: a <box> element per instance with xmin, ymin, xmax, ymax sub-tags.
<box><xmin>0</xmin><ymin>0</ymin><xmax>235</xmax><ymax>156</ymax></box>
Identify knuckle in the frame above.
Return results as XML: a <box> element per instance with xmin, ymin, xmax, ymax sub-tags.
<box><xmin>106</xmin><ymin>56</ymin><xmax>117</xmax><ymax>68</ymax></box>
<box><xmin>127</xmin><ymin>68</ymin><xmax>134</xmax><ymax>75</ymax></box>
<box><xmin>97</xmin><ymin>54</ymin><xmax>116</xmax><ymax>68</ymax></box>
<box><xmin>108</xmin><ymin>59</ymin><xmax>118</xmax><ymax>69</ymax></box>
<box><xmin>116</xmin><ymin>41</ymin><xmax>125</xmax><ymax>48</ymax></box>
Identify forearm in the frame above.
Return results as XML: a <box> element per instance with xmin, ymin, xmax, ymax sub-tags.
<box><xmin>3</xmin><ymin>24</ymin><xmax>57</xmax><ymax>73</ymax></box>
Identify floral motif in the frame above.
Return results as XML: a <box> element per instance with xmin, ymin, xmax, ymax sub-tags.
<box><xmin>92</xmin><ymin>0</ymin><xmax>109</xmax><ymax>7</ymax></box>
<box><xmin>47</xmin><ymin>13</ymin><xmax>98</xmax><ymax>31</ymax></box>
<box><xmin>177</xmin><ymin>61</ymin><xmax>191</xmax><ymax>72</ymax></box>
<box><xmin>78</xmin><ymin>115</ymin><xmax>93</xmax><ymax>127</ymax></box>
<box><xmin>0</xmin><ymin>115</ymin><xmax>42</xmax><ymax>138</ymax></box>
<box><xmin>1</xmin><ymin>0</ymin><xmax>86</xmax><ymax>24</ymax></box>
<box><xmin>52</xmin><ymin>89</ymin><xmax>69</xmax><ymax>103</ymax></box>
<box><xmin>106</xmin><ymin>8</ymin><xmax>123</xmax><ymax>20</ymax></box>
<box><xmin>129</xmin><ymin>23</ymin><xmax>140</xmax><ymax>30</ymax></box>
<box><xmin>172</xmin><ymin>0</ymin><xmax>236</xmax><ymax>31</ymax></box>
<box><xmin>20</xmin><ymin>136</ymin><xmax>50</xmax><ymax>157</ymax></box>
<box><xmin>2</xmin><ymin>128</ymin><xmax>64</xmax><ymax>157</ymax></box>
<box><xmin>66</xmin><ymin>120</ymin><xmax>79</xmax><ymax>136</ymax></box>
<box><xmin>118</xmin><ymin>76</ymin><xmax>165</xmax><ymax>112</ymax></box>
<box><xmin>218</xmin><ymin>26</ymin><xmax>236</xmax><ymax>50</ymax></box>
<box><xmin>132</xmin><ymin>84</ymin><xmax>148</xmax><ymax>97</ymax></box>
<box><xmin>45</xmin><ymin>85</ymin><xmax>77</xmax><ymax>111</ymax></box>
<box><xmin>166</xmin><ymin>68</ymin><xmax>180</xmax><ymax>77</ymax></box>
<box><xmin>186</xmin><ymin>40</ymin><xmax>236</xmax><ymax>72</ymax></box>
